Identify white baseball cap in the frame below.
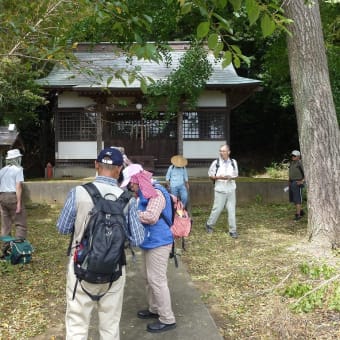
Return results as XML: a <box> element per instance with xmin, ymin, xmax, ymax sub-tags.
<box><xmin>291</xmin><ymin>150</ymin><xmax>301</xmax><ymax>157</ymax></box>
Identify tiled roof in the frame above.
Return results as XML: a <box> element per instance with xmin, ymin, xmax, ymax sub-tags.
<box><xmin>37</xmin><ymin>44</ymin><xmax>261</xmax><ymax>90</ymax></box>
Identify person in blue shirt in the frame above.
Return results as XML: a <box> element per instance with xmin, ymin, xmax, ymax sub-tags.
<box><xmin>165</xmin><ymin>155</ymin><xmax>189</xmax><ymax>208</ymax></box>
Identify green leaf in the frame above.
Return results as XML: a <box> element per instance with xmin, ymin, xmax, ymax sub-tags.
<box><xmin>233</xmin><ymin>54</ymin><xmax>240</xmax><ymax>68</ymax></box>
<box><xmin>222</xmin><ymin>51</ymin><xmax>232</xmax><ymax>68</ymax></box>
<box><xmin>212</xmin><ymin>12</ymin><xmax>231</xmax><ymax>31</ymax></box>
<box><xmin>197</xmin><ymin>21</ymin><xmax>210</xmax><ymax>38</ymax></box>
<box><xmin>140</xmin><ymin>78</ymin><xmax>148</xmax><ymax>94</ymax></box>
<box><xmin>106</xmin><ymin>75</ymin><xmax>113</xmax><ymax>86</ymax></box>
<box><xmin>180</xmin><ymin>2</ymin><xmax>192</xmax><ymax>15</ymax></box>
<box><xmin>261</xmin><ymin>13</ymin><xmax>276</xmax><ymax>38</ymax></box>
<box><xmin>246</xmin><ymin>0</ymin><xmax>260</xmax><ymax>25</ymax></box>
<box><xmin>135</xmin><ymin>46</ymin><xmax>145</xmax><ymax>59</ymax></box>
<box><xmin>145</xmin><ymin>44</ymin><xmax>157</xmax><ymax>60</ymax></box>
<box><xmin>208</xmin><ymin>34</ymin><xmax>219</xmax><ymax>50</ymax></box>
<box><xmin>230</xmin><ymin>44</ymin><xmax>241</xmax><ymax>55</ymax></box>
<box><xmin>213</xmin><ymin>42</ymin><xmax>224</xmax><ymax>58</ymax></box>
<box><xmin>216</xmin><ymin>0</ymin><xmax>227</xmax><ymax>8</ymax></box>
<box><xmin>229</xmin><ymin>0</ymin><xmax>242</xmax><ymax>11</ymax></box>
<box><xmin>128</xmin><ymin>73</ymin><xmax>135</xmax><ymax>84</ymax></box>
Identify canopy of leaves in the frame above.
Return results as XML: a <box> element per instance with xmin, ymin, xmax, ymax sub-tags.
<box><xmin>144</xmin><ymin>42</ymin><xmax>213</xmax><ymax>118</ymax></box>
<box><xmin>0</xmin><ymin>57</ymin><xmax>47</xmax><ymax>124</ymax></box>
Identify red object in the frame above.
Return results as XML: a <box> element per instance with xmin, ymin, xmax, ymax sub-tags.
<box><xmin>46</xmin><ymin>162</ymin><xmax>53</xmax><ymax>179</ymax></box>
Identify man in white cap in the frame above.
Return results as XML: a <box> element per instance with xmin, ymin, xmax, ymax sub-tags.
<box><xmin>288</xmin><ymin>150</ymin><xmax>305</xmax><ymax>221</ymax></box>
<box><xmin>0</xmin><ymin>149</ymin><xmax>27</xmax><ymax>249</ymax></box>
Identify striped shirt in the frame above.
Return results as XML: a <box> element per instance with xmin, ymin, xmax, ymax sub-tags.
<box><xmin>56</xmin><ymin>176</ymin><xmax>144</xmax><ymax>247</ymax></box>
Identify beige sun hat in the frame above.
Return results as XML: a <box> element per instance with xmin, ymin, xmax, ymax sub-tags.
<box><xmin>171</xmin><ymin>155</ymin><xmax>188</xmax><ymax>167</ymax></box>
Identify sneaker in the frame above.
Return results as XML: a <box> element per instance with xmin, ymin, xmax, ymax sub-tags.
<box><xmin>294</xmin><ymin>214</ymin><xmax>301</xmax><ymax>221</ymax></box>
<box><xmin>229</xmin><ymin>232</ymin><xmax>238</xmax><ymax>239</ymax></box>
<box><xmin>206</xmin><ymin>224</ymin><xmax>213</xmax><ymax>234</ymax></box>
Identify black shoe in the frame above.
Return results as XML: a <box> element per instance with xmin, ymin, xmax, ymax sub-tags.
<box><xmin>229</xmin><ymin>232</ymin><xmax>238</xmax><ymax>239</ymax></box>
<box><xmin>137</xmin><ymin>309</ymin><xmax>159</xmax><ymax>319</ymax></box>
<box><xmin>206</xmin><ymin>224</ymin><xmax>213</xmax><ymax>233</ymax></box>
<box><xmin>147</xmin><ymin>321</ymin><xmax>176</xmax><ymax>333</ymax></box>
<box><xmin>294</xmin><ymin>214</ymin><xmax>301</xmax><ymax>221</ymax></box>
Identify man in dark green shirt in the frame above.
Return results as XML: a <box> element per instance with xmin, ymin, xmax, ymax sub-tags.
<box><xmin>288</xmin><ymin>150</ymin><xmax>305</xmax><ymax>221</ymax></box>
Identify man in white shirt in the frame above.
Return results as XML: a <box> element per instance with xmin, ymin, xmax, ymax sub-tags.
<box><xmin>206</xmin><ymin>144</ymin><xmax>239</xmax><ymax>238</ymax></box>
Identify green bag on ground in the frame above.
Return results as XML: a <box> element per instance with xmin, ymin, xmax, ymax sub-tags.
<box><xmin>2</xmin><ymin>237</ymin><xmax>33</xmax><ymax>265</ymax></box>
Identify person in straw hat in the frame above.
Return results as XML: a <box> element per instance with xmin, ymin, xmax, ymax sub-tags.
<box><xmin>165</xmin><ymin>155</ymin><xmax>189</xmax><ymax>208</ymax></box>
<box><xmin>0</xmin><ymin>149</ymin><xmax>28</xmax><ymax>257</ymax></box>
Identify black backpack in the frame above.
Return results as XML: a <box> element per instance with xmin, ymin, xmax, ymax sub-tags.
<box><xmin>72</xmin><ymin>182</ymin><xmax>131</xmax><ymax>301</ymax></box>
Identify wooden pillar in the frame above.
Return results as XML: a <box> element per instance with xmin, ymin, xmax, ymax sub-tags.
<box><xmin>225</xmin><ymin>91</ymin><xmax>231</xmax><ymax>144</ymax></box>
<box><xmin>177</xmin><ymin>111</ymin><xmax>183</xmax><ymax>155</ymax></box>
<box><xmin>96</xmin><ymin>109</ymin><xmax>102</xmax><ymax>154</ymax></box>
<box><xmin>95</xmin><ymin>97</ymin><xmax>107</xmax><ymax>154</ymax></box>
<box><xmin>226</xmin><ymin>107</ymin><xmax>231</xmax><ymax>144</ymax></box>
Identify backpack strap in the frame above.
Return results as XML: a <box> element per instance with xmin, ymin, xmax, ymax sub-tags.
<box><xmin>214</xmin><ymin>158</ymin><xmax>220</xmax><ymax>176</ymax></box>
<box><xmin>212</xmin><ymin>159</ymin><xmax>220</xmax><ymax>184</ymax></box>
<box><xmin>82</xmin><ymin>182</ymin><xmax>102</xmax><ymax>204</ymax></box>
<box><xmin>67</xmin><ymin>182</ymin><xmax>101</xmax><ymax>256</ymax></box>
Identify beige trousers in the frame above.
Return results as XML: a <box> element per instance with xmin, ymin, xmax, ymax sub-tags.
<box><xmin>142</xmin><ymin>244</ymin><xmax>176</xmax><ymax>324</ymax></box>
<box><xmin>0</xmin><ymin>192</ymin><xmax>27</xmax><ymax>239</ymax></box>
<box><xmin>65</xmin><ymin>259</ymin><xmax>126</xmax><ymax>340</ymax></box>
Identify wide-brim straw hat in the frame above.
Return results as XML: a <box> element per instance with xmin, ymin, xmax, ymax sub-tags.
<box><xmin>171</xmin><ymin>155</ymin><xmax>188</xmax><ymax>167</ymax></box>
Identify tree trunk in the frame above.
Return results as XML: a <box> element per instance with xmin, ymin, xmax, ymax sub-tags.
<box><xmin>283</xmin><ymin>0</ymin><xmax>340</xmax><ymax>249</ymax></box>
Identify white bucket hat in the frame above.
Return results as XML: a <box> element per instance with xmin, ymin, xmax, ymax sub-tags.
<box><xmin>6</xmin><ymin>149</ymin><xmax>22</xmax><ymax>159</ymax></box>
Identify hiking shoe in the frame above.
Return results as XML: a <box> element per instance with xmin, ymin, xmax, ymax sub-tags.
<box><xmin>294</xmin><ymin>214</ymin><xmax>301</xmax><ymax>221</ymax></box>
<box><xmin>147</xmin><ymin>321</ymin><xmax>176</xmax><ymax>333</ymax></box>
<box><xmin>137</xmin><ymin>310</ymin><xmax>159</xmax><ymax>319</ymax></box>
<box><xmin>206</xmin><ymin>224</ymin><xmax>213</xmax><ymax>234</ymax></box>
<box><xmin>229</xmin><ymin>232</ymin><xmax>238</xmax><ymax>239</ymax></box>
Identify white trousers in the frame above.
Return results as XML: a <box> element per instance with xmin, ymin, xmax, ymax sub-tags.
<box><xmin>65</xmin><ymin>259</ymin><xmax>126</xmax><ymax>340</ymax></box>
<box><xmin>206</xmin><ymin>190</ymin><xmax>237</xmax><ymax>233</ymax></box>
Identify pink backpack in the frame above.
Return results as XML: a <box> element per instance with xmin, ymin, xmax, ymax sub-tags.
<box><xmin>169</xmin><ymin>195</ymin><xmax>192</xmax><ymax>238</ymax></box>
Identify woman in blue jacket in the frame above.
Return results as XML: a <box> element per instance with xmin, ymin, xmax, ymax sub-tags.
<box><xmin>121</xmin><ymin>165</ymin><xmax>176</xmax><ymax>333</ymax></box>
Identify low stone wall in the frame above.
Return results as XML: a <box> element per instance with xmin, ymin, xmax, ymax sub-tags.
<box><xmin>23</xmin><ymin>179</ymin><xmax>288</xmax><ymax>206</ymax></box>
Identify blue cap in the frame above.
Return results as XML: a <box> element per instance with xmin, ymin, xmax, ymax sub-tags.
<box><xmin>96</xmin><ymin>147</ymin><xmax>123</xmax><ymax>165</ymax></box>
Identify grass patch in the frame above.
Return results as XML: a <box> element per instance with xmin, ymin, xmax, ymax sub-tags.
<box><xmin>0</xmin><ymin>202</ymin><xmax>339</xmax><ymax>339</ymax></box>
<box><xmin>180</xmin><ymin>204</ymin><xmax>340</xmax><ymax>339</ymax></box>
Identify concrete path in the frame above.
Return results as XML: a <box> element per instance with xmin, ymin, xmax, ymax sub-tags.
<box><xmin>88</xmin><ymin>250</ymin><xmax>224</xmax><ymax>340</ymax></box>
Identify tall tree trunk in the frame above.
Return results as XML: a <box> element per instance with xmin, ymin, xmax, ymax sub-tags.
<box><xmin>283</xmin><ymin>0</ymin><xmax>340</xmax><ymax>249</ymax></box>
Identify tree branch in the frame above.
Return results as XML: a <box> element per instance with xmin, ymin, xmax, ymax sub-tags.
<box><xmin>293</xmin><ymin>273</ymin><xmax>340</xmax><ymax>306</ymax></box>
<box><xmin>9</xmin><ymin>0</ymin><xmax>66</xmax><ymax>56</ymax></box>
